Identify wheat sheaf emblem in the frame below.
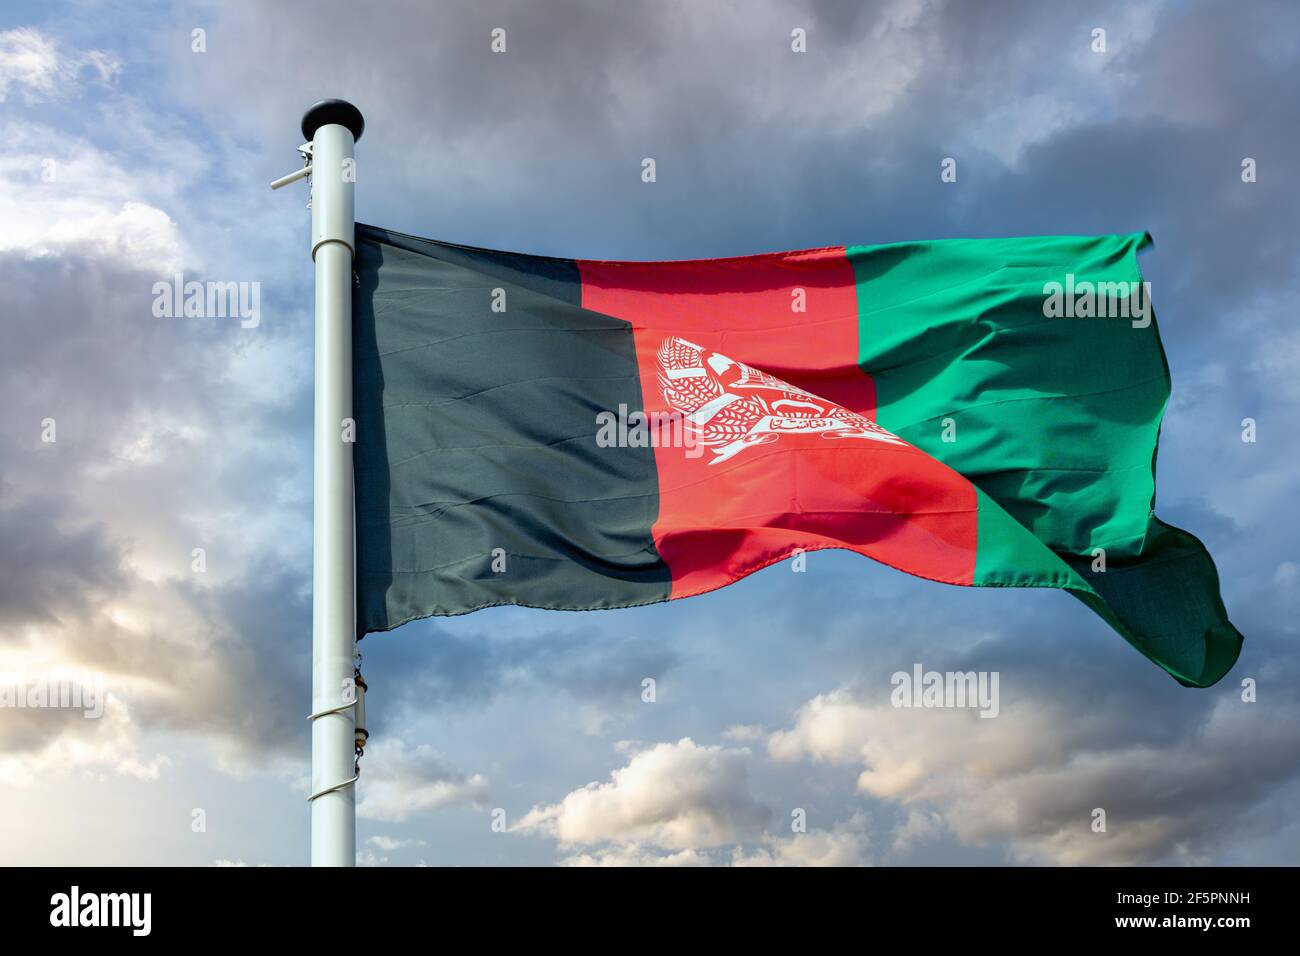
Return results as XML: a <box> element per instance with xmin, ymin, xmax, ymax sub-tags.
<box><xmin>655</xmin><ymin>336</ymin><xmax>905</xmax><ymax>465</ymax></box>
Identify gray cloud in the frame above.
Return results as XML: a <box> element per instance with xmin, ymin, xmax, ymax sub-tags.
<box><xmin>0</xmin><ymin>488</ymin><xmax>124</xmax><ymax>630</ymax></box>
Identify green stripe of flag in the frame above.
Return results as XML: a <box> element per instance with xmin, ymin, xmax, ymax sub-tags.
<box><xmin>850</xmin><ymin>233</ymin><xmax>1242</xmax><ymax>686</ymax></box>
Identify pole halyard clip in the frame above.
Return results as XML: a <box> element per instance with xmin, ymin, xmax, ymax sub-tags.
<box><xmin>352</xmin><ymin>650</ymin><xmax>369</xmax><ymax>758</ymax></box>
<box><xmin>305</xmin><ymin>649</ymin><xmax>369</xmax><ymax>803</ymax></box>
<box><xmin>270</xmin><ymin>142</ymin><xmax>314</xmax><ymax>196</ymax></box>
<box><xmin>306</xmin><ymin>692</ymin><xmax>358</xmax><ymax>802</ymax></box>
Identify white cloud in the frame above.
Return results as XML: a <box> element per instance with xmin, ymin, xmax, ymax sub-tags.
<box><xmin>721</xmin><ymin>723</ymin><xmax>765</xmax><ymax>743</ymax></box>
<box><xmin>368</xmin><ymin>835</ymin><xmax>426</xmax><ymax>851</ymax></box>
<box><xmin>890</xmin><ymin>808</ymin><xmax>945</xmax><ymax>855</ymax></box>
<box><xmin>2</xmin><ymin>195</ymin><xmax>180</xmax><ymax>273</ymax></box>
<box><xmin>768</xmin><ymin>686</ymin><xmax>1300</xmax><ymax>864</ymax></box>
<box><xmin>211</xmin><ymin>859</ymin><xmax>275</xmax><ymax>867</ymax></box>
<box><xmin>559</xmin><ymin>845</ymin><xmax>712</xmax><ymax>867</ymax></box>
<box><xmin>0</xmin><ymin>689</ymin><xmax>167</xmax><ymax>787</ymax></box>
<box><xmin>526</xmin><ymin>739</ymin><xmax>873</xmax><ymax>865</ymax></box>
<box><xmin>0</xmin><ymin>121</ymin><xmax>186</xmax><ymax>272</ymax></box>
<box><xmin>0</xmin><ymin>28</ymin><xmax>119</xmax><ymax>104</ymax></box>
<box><xmin>355</xmin><ymin>738</ymin><xmax>489</xmax><ymax>823</ymax></box>
<box><xmin>513</xmin><ymin>738</ymin><xmax>769</xmax><ymax>850</ymax></box>
<box><xmin>732</xmin><ymin>813</ymin><xmax>872</xmax><ymax>867</ymax></box>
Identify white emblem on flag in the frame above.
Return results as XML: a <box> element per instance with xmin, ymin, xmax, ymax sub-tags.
<box><xmin>655</xmin><ymin>336</ymin><xmax>906</xmax><ymax>465</ymax></box>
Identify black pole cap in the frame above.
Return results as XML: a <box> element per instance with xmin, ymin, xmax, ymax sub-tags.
<box><xmin>301</xmin><ymin>99</ymin><xmax>365</xmax><ymax>142</ymax></box>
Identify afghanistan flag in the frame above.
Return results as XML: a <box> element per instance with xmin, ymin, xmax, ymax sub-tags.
<box><xmin>351</xmin><ymin>225</ymin><xmax>1242</xmax><ymax>688</ymax></box>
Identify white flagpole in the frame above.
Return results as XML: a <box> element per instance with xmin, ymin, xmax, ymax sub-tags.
<box><xmin>294</xmin><ymin>99</ymin><xmax>365</xmax><ymax>866</ymax></box>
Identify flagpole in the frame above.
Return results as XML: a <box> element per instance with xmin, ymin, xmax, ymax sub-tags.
<box><xmin>301</xmin><ymin>98</ymin><xmax>364</xmax><ymax>866</ymax></box>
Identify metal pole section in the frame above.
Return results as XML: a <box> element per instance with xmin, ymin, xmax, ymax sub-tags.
<box><xmin>303</xmin><ymin>99</ymin><xmax>365</xmax><ymax>867</ymax></box>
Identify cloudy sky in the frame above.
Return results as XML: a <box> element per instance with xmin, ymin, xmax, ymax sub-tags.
<box><xmin>2</xmin><ymin>0</ymin><xmax>1297</xmax><ymax>866</ymax></box>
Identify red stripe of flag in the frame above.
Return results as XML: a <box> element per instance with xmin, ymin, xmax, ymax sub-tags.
<box><xmin>578</xmin><ymin>248</ymin><xmax>979</xmax><ymax>596</ymax></box>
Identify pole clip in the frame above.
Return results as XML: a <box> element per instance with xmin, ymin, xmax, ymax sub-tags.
<box><xmin>270</xmin><ymin>142</ymin><xmax>314</xmax><ymax>191</ymax></box>
<box><xmin>306</xmin><ymin>652</ymin><xmax>368</xmax><ymax>803</ymax></box>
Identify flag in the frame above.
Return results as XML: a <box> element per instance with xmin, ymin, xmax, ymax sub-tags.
<box><xmin>351</xmin><ymin>225</ymin><xmax>1242</xmax><ymax>688</ymax></box>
